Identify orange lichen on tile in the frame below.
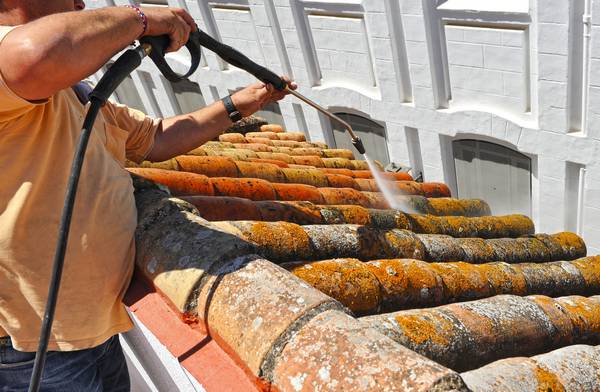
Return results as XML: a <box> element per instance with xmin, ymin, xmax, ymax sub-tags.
<box><xmin>275</xmin><ymin>131</ymin><xmax>306</xmax><ymax>142</ymax></box>
<box><xmin>329</xmin><ymin>205</ymin><xmax>372</xmax><ymax>225</ymax></box>
<box><xmin>394</xmin><ymin>181</ymin><xmax>426</xmax><ymax>196</ymax></box>
<box><xmin>355</xmin><ymin>178</ymin><xmax>377</xmax><ymax>191</ymax></box>
<box><xmin>186</xmin><ymin>146</ymin><xmax>208</xmax><ymax>156</ymax></box>
<box><xmin>218</xmin><ymin>133</ymin><xmax>247</xmax><ymax>144</ymax></box>
<box><xmin>461</xmin><ymin>345</ymin><xmax>600</xmax><ymax>392</ymax></box>
<box><xmin>572</xmin><ymin>255</ymin><xmax>600</xmax><ymax>292</ymax></box>
<box><xmin>287</xmin><ymin>147</ymin><xmax>325</xmax><ymax>157</ymax></box>
<box><xmin>233</xmin><ymin>142</ymin><xmax>272</xmax><ymax>153</ymax></box>
<box><xmin>361</xmin><ymin>294</ymin><xmax>600</xmax><ymax>372</ymax></box>
<box><xmin>245</xmin><ymin>131</ymin><xmax>280</xmax><ymax>140</ymax></box>
<box><xmin>477</xmin><ymin>262</ymin><xmax>527</xmax><ymax>296</ymax></box>
<box><xmin>551</xmin><ymin>232</ymin><xmax>588</xmax><ymax>259</ymax></box>
<box><xmin>290</xmin><ymin>155</ymin><xmax>325</xmax><ymax>167</ymax></box>
<box><xmin>270</xmin><ymin>310</ymin><xmax>467</xmax><ymax>391</ymax></box>
<box><xmin>281</xmin><ymin>167</ymin><xmax>329</xmax><ymax>187</ymax></box>
<box><xmin>228</xmin><ymin>221</ymin><xmax>313</xmax><ymax>261</ymax></box>
<box><xmin>254</xmin><ymin>151</ymin><xmax>293</xmax><ymax>163</ymax></box>
<box><xmin>271</xmin><ymin>183</ymin><xmax>325</xmax><ymax>204</ymax></box>
<box><xmin>268</xmin><ymin>146</ymin><xmax>293</xmax><ymax>155</ymax></box>
<box><xmin>419</xmin><ymin>182</ymin><xmax>452</xmax><ymax>198</ymax></box>
<box><xmin>269</xmin><ymin>139</ymin><xmax>303</xmax><ymax>148</ymax></box>
<box><xmin>428</xmin><ymin>262</ymin><xmax>493</xmax><ymax>302</ymax></box>
<box><xmin>127</xmin><ymin>168</ymin><xmax>214</xmax><ymax>196</ymax></box>
<box><xmin>554</xmin><ymin>296</ymin><xmax>600</xmax><ymax>340</ymax></box>
<box><xmin>323</xmin><ymin>173</ymin><xmax>361</xmax><ymax>190</ymax></box>
<box><xmin>526</xmin><ymin>295</ymin><xmax>576</xmax><ymax>348</ymax></box>
<box><xmin>351</xmin><ymin>159</ymin><xmax>376</xmax><ymax>170</ymax></box>
<box><xmin>319</xmin><ymin>167</ymin><xmax>355</xmax><ymax>177</ymax></box>
<box><xmin>246</xmin><ymin>158</ymin><xmax>289</xmax><ymax>168</ymax></box>
<box><xmin>456</xmin><ymin>238</ymin><xmax>498</xmax><ymax>263</ymax></box>
<box><xmin>206</xmin><ymin>148</ymin><xmax>258</xmax><ymax>161</ymax></box>
<box><xmin>259</xmin><ymin>124</ymin><xmax>284</xmax><ymax>133</ymax></box>
<box><xmin>211</xmin><ymin>177</ymin><xmax>276</xmax><ymax>200</ymax></box>
<box><xmin>318</xmin><ymin>187</ymin><xmax>372</xmax><ymax>207</ymax></box>
<box><xmin>245</xmin><ymin>137</ymin><xmax>274</xmax><ymax>146</ymax></box>
<box><xmin>138</xmin><ymin>158</ymin><xmax>180</xmax><ymax>171</ymax></box>
<box><xmin>175</xmin><ymin>156</ymin><xmax>240</xmax><ymax>178</ymax></box>
<box><xmin>234</xmin><ymin>161</ymin><xmax>286</xmax><ymax>183</ymax></box>
<box><xmin>428</xmin><ymin>198</ymin><xmax>492</xmax><ymax>217</ymax></box>
<box><xmin>322</xmin><ymin>157</ymin><xmax>353</xmax><ymax>169</ymax></box>
<box><xmin>360</xmin><ymin>191</ymin><xmax>389</xmax><ymax>209</ymax></box>
<box><xmin>287</xmin><ymin>257</ymin><xmax>600</xmax><ymax>314</ymax></box>
<box><xmin>181</xmin><ymin>195</ymin><xmax>262</xmax><ymax>221</ymax></box>
<box><xmin>322</xmin><ymin>149</ymin><xmax>355</xmax><ymax>160</ymax></box>
<box><xmin>367</xmin><ymin>259</ymin><xmax>444</xmax><ymax>310</ymax></box>
<box><xmin>284</xmin><ymin>259</ymin><xmax>382</xmax><ymax>314</ymax></box>
<box><xmin>257</xmin><ymin>200</ymin><xmax>323</xmax><ymax>224</ymax></box>
<box><xmin>214</xmin><ymin>214</ymin><xmax>581</xmax><ymax>262</ymax></box>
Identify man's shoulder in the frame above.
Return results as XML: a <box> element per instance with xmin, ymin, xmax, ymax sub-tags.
<box><xmin>0</xmin><ymin>25</ymin><xmax>18</xmax><ymax>41</ymax></box>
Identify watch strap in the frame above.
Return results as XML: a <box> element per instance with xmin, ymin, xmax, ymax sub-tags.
<box><xmin>222</xmin><ymin>95</ymin><xmax>243</xmax><ymax>122</ymax></box>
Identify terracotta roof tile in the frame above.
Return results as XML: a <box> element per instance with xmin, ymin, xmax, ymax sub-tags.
<box><xmin>281</xmin><ymin>257</ymin><xmax>600</xmax><ymax>314</ymax></box>
<box><xmin>461</xmin><ymin>344</ymin><xmax>600</xmax><ymax>391</ymax></box>
<box><xmin>128</xmin><ymin>126</ymin><xmax>600</xmax><ymax>390</ymax></box>
<box><xmin>360</xmin><ymin>294</ymin><xmax>600</xmax><ymax>371</ymax></box>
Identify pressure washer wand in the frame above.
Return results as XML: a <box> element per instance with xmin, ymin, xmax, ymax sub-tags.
<box><xmin>191</xmin><ymin>29</ymin><xmax>366</xmax><ymax>155</ymax></box>
<box><xmin>284</xmin><ymin>87</ymin><xmax>365</xmax><ymax>154</ymax></box>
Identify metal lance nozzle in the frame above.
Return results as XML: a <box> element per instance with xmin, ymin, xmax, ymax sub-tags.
<box><xmin>351</xmin><ymin>136</ymin><xmax>366</xmax><ymax>155</ymax></box>
<box><xmin>285</xmin><ymin>87</ymin><xmax>368</xmax><ymax>156</ymax></box>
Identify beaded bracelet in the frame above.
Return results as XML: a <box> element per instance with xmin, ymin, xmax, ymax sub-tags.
<box><xmin>123</xmin><ymin>5</ymin><xmax>148</xmax><ymax>38</ymax></box>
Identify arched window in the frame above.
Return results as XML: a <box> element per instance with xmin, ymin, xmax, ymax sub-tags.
<box><xmin>453</xmin><ymin>140</ymin><xmax>532</xmax><ymax>216</ymax></box>
<box><xmin>329</xmin><ymin>113</ymin><xmax>389</xmax><ymax>165</ymax></box>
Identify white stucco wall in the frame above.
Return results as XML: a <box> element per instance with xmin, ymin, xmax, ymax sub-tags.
<box><xmin>87</xmin><ymin>0</ymin><xmax>600</xmax><ymax>254</ymax></box>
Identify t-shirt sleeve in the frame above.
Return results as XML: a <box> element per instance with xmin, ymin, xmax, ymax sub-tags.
<box><xmin>102</xmin><ymin>100</ymin><xmax>162</xmax><ymax>163</ymax></box>
<box><xmin>0</xmin><ymin>26</ymin><xmax>46</xmax><ymax>119</ymax></box>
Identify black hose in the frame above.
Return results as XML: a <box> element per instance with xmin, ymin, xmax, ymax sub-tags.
<box><xmin>27</xmin><ymin>45</ymin><xmax>148</xmax><ymax>392</ymax></box>
<box><xmin>27</xmin><ymin>99</ymin><xmax>102</xmax><ymax>392</ymax></box>
<box><xmin>26</xmin><ymin>28</ymin><xmax>289</xmax><ymax>390</ymax></box>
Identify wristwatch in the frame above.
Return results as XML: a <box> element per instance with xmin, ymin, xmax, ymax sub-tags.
<box><xmin>222</xmin><ymin>95</ymin><xmax>243</xmax><ymax>123</ymax></box>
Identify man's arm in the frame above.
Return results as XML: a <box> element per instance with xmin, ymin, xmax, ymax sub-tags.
<box><xmin>146</xmin><ymin>79</ymin><xmax>296</xmax><ymax>162</ymax></box>
<box><xmin>0</xmin><ymin>7</ymin><xmax>195</xmax><ymax>101</ymax></box>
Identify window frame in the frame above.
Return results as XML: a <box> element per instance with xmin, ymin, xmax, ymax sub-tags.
<box><xmin>448</xmin><ymin>137</ymin><xmax>537</xmax><ymax>218</ymax></box>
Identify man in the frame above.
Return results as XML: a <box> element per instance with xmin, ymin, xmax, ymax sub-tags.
<box><xmin>0</xmin><ymin>1</ymin><xmax>296</xmax><ymax>391</ymax></box>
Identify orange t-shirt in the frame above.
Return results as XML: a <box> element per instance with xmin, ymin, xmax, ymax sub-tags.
<box><xmin>0</xmin><ymin>26</ymin><xmax>160</xmax><ymax>351</ymax></box>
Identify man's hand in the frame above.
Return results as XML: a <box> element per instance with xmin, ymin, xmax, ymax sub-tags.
<box><xmin>149</xmin><ymin>76</ymin><xmax>298</xmax><ymax>162</ymax></box>
<box><xmin>0</xmin><ymin>6</ymin><xmax>198</xmax><ymax>101</ymax></box>
<box><xmin>231</xmin><ymin>76</ymin><xmax>298</xmax><ymax>117</ymax></box>
<box><xmin>141</xmin><ymin>7</ymin><xmax>197</xmax><ymax>53</ymax></box>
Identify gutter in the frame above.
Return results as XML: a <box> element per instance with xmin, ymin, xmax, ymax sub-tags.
<box><xmin>581</xmin><ymin>0</ymin><xmax>592</xmax><ymax>134</ymax></box>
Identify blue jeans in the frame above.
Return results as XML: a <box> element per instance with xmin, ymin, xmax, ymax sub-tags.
<box><xmin>0</xmin><ymin>335</ymin><xmax>130</xmax><ymax>392</ymax></box>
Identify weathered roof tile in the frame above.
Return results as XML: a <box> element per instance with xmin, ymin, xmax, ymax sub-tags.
<box><xmin>360</xmin><ymin>294</ymin><xmax>600</xmax><ymax>371</ymax></box>
<box><xmin>461</xmin><ymin>345</ymin><xmax>600</xmax><ymax>391</ymax></box>
<box><xmin>270</xmin><ymin>310</ymin><xmax>468</xmax><ymax>392</ymax></box>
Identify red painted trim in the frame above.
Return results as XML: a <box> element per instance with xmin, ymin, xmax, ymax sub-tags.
<box><xmin>124</xmin><ymin>273</ymin><xmax>262</xmax><ymax>392</ymax></box>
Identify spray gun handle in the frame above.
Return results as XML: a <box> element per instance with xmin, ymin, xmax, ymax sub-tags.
<box><xmin>139</xmin><ymin>31</ymin><xmax>202</xmax><ymax>82</ymax></box>
<box><xmin>194</xmin><ymin>29</ymin><xmax>287</xmax><ymax>91</ymax></box>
